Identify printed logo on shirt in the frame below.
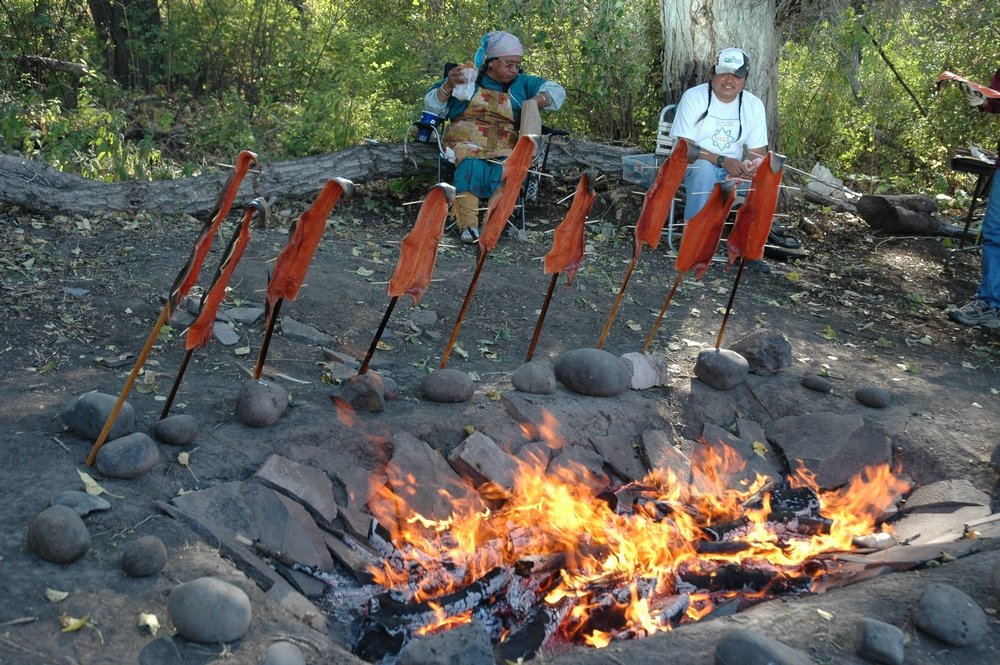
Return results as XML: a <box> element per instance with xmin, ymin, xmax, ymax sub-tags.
<box><xmin>710</xmin><ymin>126</ymin><xmax>737</xmax><ymax>153</ymax></box>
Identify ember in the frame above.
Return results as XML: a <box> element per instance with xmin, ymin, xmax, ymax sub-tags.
<box><xmin>353</xmin><ymin>426</ymin><xmax>911</xmax><ymax>661</ymax></box>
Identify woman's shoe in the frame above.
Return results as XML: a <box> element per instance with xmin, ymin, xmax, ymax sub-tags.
<box><xmin>460</xmin><ymin>227</ymin><xmax>480</xmax><ymax>244</ymax></box>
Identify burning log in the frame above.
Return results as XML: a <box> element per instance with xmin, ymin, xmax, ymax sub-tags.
<box><xmin>494</xmin><ymin>602</ymin><xmax>575</xmax><ymax>663</ymax></box>
<box><xmin>368</xmin><ymin>568</ymin><xmax>512</xmax><ymax>621</ymax></box>
<box><xmin>678</xmin><ymin>562</ymin><xmax>812</xmax><ymax>593</ymax></box>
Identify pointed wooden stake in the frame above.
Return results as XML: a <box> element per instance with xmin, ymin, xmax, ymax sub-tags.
<box><xmin>359</xmin><ymin>296</ymin><xmax>399</xmax><ymax>375</ymax></box>
<box><xmin>715</xmin><ymin>259</ymin><xmax>747</xmax><ymax>349</ymax></box>
<box><xmin>440</xmin><ymin>250</ymin><xmax>489</xmax><ymax>368</ymax></box>
<box><xmin>596</xmin><ymin>256</ymin><xmax>638</xmax><ymax>349</ymax></box>
<box><xmin>160</xmin><ymin>347</ymin><xmax>194</xmax><ymax>419</ymax></box>
<box><xmin>642</xmin><ymin>273</ymin><xmax>684</xmax><ymax>354</ymax></box>
<box><xmin>525</xmin><ymin>273</ymin><xmax>560</xmax><ymax>362</ymax></box>
<box><xmin>252</xmin><ymin>298</ymin><xmax>283</xmax><ymax>380</ymax></box>
<box><xmin>85</xmin><ymin>306</ymin><xmax>170</xmax><ymax>466</ymax></box>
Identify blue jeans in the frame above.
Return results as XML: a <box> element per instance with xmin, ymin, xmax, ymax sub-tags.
<box><xmin>682</xmin><ymin>159</ymin><xmax>749</xmax><ymax>222</ymax></box>
<box><xmin>975</xmin><ymin>170</ymin><xmax>1000</xmax><ymax>308</ymax></box>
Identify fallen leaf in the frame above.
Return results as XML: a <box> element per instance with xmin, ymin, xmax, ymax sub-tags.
<box><xmin>375</xmin><ymin>340</ymin><xmax>394</xmax><ymax>351</ymax></box>
<box><xmin>138</xmin><ymin>612</ymin><xmax>159</xmax><ymax>636</ymax></box>
<box><xmin>821</xmin><ymin>325</ymin><xmax>837</xmax><ymax>340</ymax></box>
<box><xmin>234</xmin><ymin>346</ymin><xmax>250</xmax><ymax>356</ymax></box>
<box><xmin>60</xmin><ymin>614</ymin><xmax>90</xmax><ymax>633</ymax></box>
<box><xmin>752</xmin><ymin>441</ymin><xmax>768</xmax><ymax>459</ymax></box>
<box><xmin>45</xmin><ymin>588</ymin><xmax>69</xmax><ymax>603</ymax></box>
<box><xmin>816</xmin><ymin>608</ymin><xmax>834</xmax><ymax>620</ymax></box>
<box><xmin>177</xmin><ymin>452</ymin><xmax>190</xmax><ymax>467</ymax></box>
<box><xmin>77</xmin><ymin>469</ymin><xmax>123</xmax><ymax>499</ymax></box>
<box><xmin>356</xmin><ymin>267</ymin><xmax>374</xmax><ymax>277</ymax></box>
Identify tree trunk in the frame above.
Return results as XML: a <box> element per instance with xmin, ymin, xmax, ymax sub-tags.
<box><xmin>0</xmin><ymin>139</ymin><xmax>635</xmax><ymax>217</ymax></box>
<box><xmin>855</xmin><ymin>194</ymin><xmax>967</xmax><ymax>236</ymax></box>
<box><xmin>87</xmin><ymin>0</ymin><xmax>162</xmax><ymax>88</ymax></box>
<box><xmin>659</xmin><ymin>0</ymin><xmax>780</xmax><ymax>147</ymax></box>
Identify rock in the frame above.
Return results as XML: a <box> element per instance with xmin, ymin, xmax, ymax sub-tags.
<box><xmin>254</xmin><ymin>454</ymin><xmax>338</xmax><ymax>528</ymax></box>
<box><xmin>383</xmin><ymin>433</ymin><xmax>483</xmax><ymax>521</ymax></box>
<box><xmin>409</xmin><ymin>309</ymin><xmax>438</xmax><ymax>327</ymax></box>
<box><xmin>154</xmin><ymin>414</ymin><xmax>199</xmax><ymax>446</ymax></box>
<box><xmin>693</xmin><ymin>348</ymin><xmax>749</xmax><ymax>391</ymax></box>
<box><xmin>991</xmin><ymin>443</ymin><xmax>1000</xmax><ymax>475</ymax></box>
<box><xmin>225</xmin><ymin>306</ymin><xmax>265</xmax><ymax>325</ymax></box>
<box><xmin>447</xmin><ymin>431</ymin><xmax>520</xmax><ymax>491</ymax></box>
<box><xmin>640</xmin><ymin>430</ymin><xmax>691</xmax><ymax>481</ymax></box>
<box><xmin>912</xmin><ymin>582</ymin><xmax>987</xmax><ymax>647</ymax></box>
<box><xmin>236</xmin><ymin>380</ymin><xmax>289</xmax><ymax>427</ymax></box>
<box><xmin>511</xmin><ymin>361</ymin><xmax>557</xmax><ymax>394</ymax></box>
<box><xmin>332</xmin><ymin>373</ymin><xmax>385</xmax><ymax>412</ymax></box>
<box><xmin>27</xmin><ymin>505</ymin><xmax>90</xmax><ymax>563</ymax></box>
<box><xmin>95</xmin><ymin>432</ymin><xmax>160</xmax><ymax>479</ymax></box>
<box><xmin>50</xmin><ymin>490</ymin><xmax>110</xmax><ymax>516</ymax></box>
<box><xmin>382</xmin><ymin>375</ymin><xmax>400</xmax><ymax>400</ymax></box>
<box><xmin>213</xmin><ymin>322</ymin><xmax>240</xmax><ymax>345</ymax></box>
<box><xmin>421</xmin><ymin>368</ymin><xmax>475</xmax><ymax>402</ymax></box>
<box><xmin>400</xmin><ymin>619</ymin><xmax>493</xmax><ymax>665</ymax></box>
<box><xmin>167</xmin><ymin>577</ymin><xmax>252</xmax><ymax>644</ymax></box>
<box><xmin>714</xmin><ymin>628</ymin><xmax>814</xmax><ymax>664</ymax></box>
<box><xmin>260</xmin><ymin>641</ymin><xmax>306</xmax><ymax>665</ymax></box>
<box><xmin>60</xmin><ymin>391</ymin><xmax>134</xmax><ymax>441</ymax></box>
<box><xmin>856</xmin><ymin>617</ymin><xmax>905</xmax><ymax>665</ymax></box>
<box><xmin>280</xmin><ymin>316</ymin><xmax>334</xmax><ymax>345</ymax></box>
<box><xmin>855</xmin><ymin>386</ymin><xmax>891</xmax><ymax>408</ymax></box>
<box><xmin>992</xmin><ymin>558</ymin><xmax>1000</xmax><ymax>600</ymax></box>
<box><xmin>764</xmin><ymin>412</ymin><xmax>891</xmax><ymax>489</ymax></box>
<box><xmin>620</xmin><ymin>352</ymin><xmax>670</xmax><ymax>389</ymax></box>
<box><xmin>730</xmin><ymin>328</ymin><xmax>792</xmax><ymax>375</ymax></box>
<box><xmin>903</xmin><ymin>479</ymin><xmax>991</xmax><ymax>512</ymax></box>
<box><xmin>120</xmin><ymin>535</ymin><xmax>167</xmax><ymax>577</ymax></box>
<box><xmin>554</xmin><ymin>347</ymin><xmax>630</xmax><ymax>396</ymax></box>
<box><xmin>801</xmin><ymin>375</ymin><xmax>833</xmax><ymax>393</ymax></box>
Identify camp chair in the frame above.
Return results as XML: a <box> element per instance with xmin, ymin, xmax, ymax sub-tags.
<box><xmin>652</xmin><ymin>104</ymin><xmax>803</xmax><ymax>259</ymax></box>
<box><xmin>405</xmin><ymin>64</ymin><xmax>567</xmax><ymax>240</ymax></box>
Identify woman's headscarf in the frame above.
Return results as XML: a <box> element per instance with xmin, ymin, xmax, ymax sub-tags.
<box><xmin>473</xmin><ymin>31</ymin><xmax>524</xmax><ymax>68</ymax></box>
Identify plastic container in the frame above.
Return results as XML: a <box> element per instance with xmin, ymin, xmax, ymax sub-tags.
<box><xmin>415</xmin><ymin>112</ymin><xmax>442</xmax><ymax>143</ymax></box>
<box><xmin>621</xmin><ymin>153</ymin><xmax>660</xmax><ymax>187</ymax></box>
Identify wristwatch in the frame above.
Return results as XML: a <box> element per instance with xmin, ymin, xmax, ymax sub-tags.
<box><xmin>716</xmin><ymin>154</ymin><xmax>725</xmax><ymax>167</ymax></box>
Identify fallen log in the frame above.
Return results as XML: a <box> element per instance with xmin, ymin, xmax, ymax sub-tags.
<box><xmin>0</xmin><ymin>138</ymin><xmax>635</xmax><ymax>217</ymax></box>
<box><xmin>855</xmin><ymin>193</ymin><xmax>970</xmax><ymax>237</ymax></box>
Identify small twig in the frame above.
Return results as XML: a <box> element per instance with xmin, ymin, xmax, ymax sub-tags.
<box><xmin>51</xmin><ymin>436</ymin><xmax>70</xmax><ymax>453</ymax></box>
<box><xmin>0</xmin><ymin>617</ymin><xmax>37</xmax><ymax>628</ymax></box>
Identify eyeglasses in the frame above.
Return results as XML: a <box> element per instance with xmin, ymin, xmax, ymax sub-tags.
<box><xmin>494</xmin><ymin>57</ymin><xmax>522</xmax><ymax>71</ymax></box>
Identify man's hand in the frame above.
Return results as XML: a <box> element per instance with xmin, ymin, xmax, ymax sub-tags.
<box><xmin>959</xmin><ymin>81</ymin><xmax>986</xmax><ymax>107</ymax></box>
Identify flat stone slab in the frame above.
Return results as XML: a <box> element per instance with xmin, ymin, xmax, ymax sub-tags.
<box><xmin>382</xmin><ymin>432</ymin><xmax>483</xmax><ymax>522</ymax></box>
<box><xmin>447</xmin><ymin>431</ymin><xmax>520</xmax><ymax>491</ymax></box>
<box><xmin>254</xmin><ymin>454</ymin><xmax>339</xmax><ymax>528</ymax></box>
<box><xmin>902</xmin><ymin>479</ymin><xmax>991</xmax><ymax>513</ymax></box>
<box><xmin>764</xmin><ymin>412</ymin><xmax>891</xmax><ymax>489</ymax></box>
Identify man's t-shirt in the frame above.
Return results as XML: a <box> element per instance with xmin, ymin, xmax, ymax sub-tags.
<box><xmin>669</xmin><ymin>82</ymin><xmax>768</xmax><ymax>159</ymax></box>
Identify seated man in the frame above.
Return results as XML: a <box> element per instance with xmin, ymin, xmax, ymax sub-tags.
<box><xmin>669</xmin><ymin>47</ymin><xmax>791</xmax><ymax>270</ymax></box>
<box><xmin>423</xmin><ymin>31</ymin><xmax>565</xmax><ymax>243</ymax></box>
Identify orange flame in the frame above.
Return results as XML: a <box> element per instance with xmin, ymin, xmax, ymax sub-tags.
<box><xmin>367</xmin><ymin>416</ymin><xmax>911</xmax><ymax>646</ymax></box>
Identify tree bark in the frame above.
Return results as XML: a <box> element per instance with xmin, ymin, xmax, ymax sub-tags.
<box><xmin>87</xmin><ymin>0</ymin><xmax>162</xmax><ymax>88</ymax></box>
<box><xmin>659</xmin><ymin>0</ymin><xmax>780</xmax><ymax>147</ymax></box>
<box><xmin>0</xmin><ymin>139</ymin><xmax>636</xmax><ymax>217</ymax></box>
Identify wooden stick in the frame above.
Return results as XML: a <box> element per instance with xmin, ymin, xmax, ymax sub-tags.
<box><xmin>160</xmin><ymin>347</ymin><xmax>194</xmax><ymax>419</ymax></box>
<box><xmin>596</xmin><ymin>256</ymin><xmax>638</xmax><ymax>349</ymax></box>
<box><xmin>252</xmin><ymin>298</ymin><xmax>283</xmax><ymax>380</ymax></box>
<box><xmin>358</xmin><ymin>296</ymin><xmax>399</xmax><ymax>375</ymax></box>
<box><xmin>641</xmin><ymin>273</ymin><xmax>683</xmax><ymax>353</ymax></box>
<box><xmin>440</xmin><ymin>250</ymin><xmax>489</xmax><ymax>368</ymax></box>
<box><xmin>525</xmin><ymin>273</ymin><xmax>560</xmax><ymax>362</ymax></box>
<box><xmin>85</xmin><ymin>305</ymin><xmax>169</xmax><ymax>466</ymax></box>
<box><xmin>715</xmin><ymin>258</ymin><xmax>747</xmax><ymax>349</ymax></box>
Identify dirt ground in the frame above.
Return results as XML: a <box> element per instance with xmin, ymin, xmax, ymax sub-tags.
<box><xmin>1</xmin><ymin>171</ymin><xmax>999</xmax><ymax>664</ymax></box>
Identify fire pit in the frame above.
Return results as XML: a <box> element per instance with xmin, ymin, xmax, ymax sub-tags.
<box><xmin>346</xmin><ymin>433</ymin><xmax>910</xmax><ymax>662</ymax></box>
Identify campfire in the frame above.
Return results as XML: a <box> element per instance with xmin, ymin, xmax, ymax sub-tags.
<box><xmin>351</xmin><ymin>423</ymin><xmax>911</xmax><ymax>661</ymax></box>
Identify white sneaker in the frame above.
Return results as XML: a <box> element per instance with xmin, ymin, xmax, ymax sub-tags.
<box><xmin>460</xmin><ymin>227</ymin><xmax>480</xmax><ymax>244</ymax></box>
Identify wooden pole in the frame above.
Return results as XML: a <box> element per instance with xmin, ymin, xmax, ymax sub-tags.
<box><xmin>160</xmin><ymin>347</ymin><xmax>194</xmax><ymax>419</ymax></box>
<box><xmin>641</xmin><ymin>273</ymin><xmax>684</xmax><ymax>354</ymax></box>
<box><xmin>596</xmin><ymin>256</ymin><xmax>638</xmax><ymax>350</ymax></box>
<box><xmin>85</xmin><ymin>305</ymin><xmax>169</xmax><ymax>466</ymax></box>
<box><xmin>440</xmin><ymin>250</ymin><xmax>489</xmax><ymax>368</ymax></box>
<box><xmin>525</xmin><ymin>273</ymin><xmax>560</xmax><ymax>362</ymax></box>
<box><xmin>715</xmin><ymin>259</ymin><xmax>747</xmax><ymax>349</ymax></box>
<box><xmin>252</xmin><ymin>298</ymin><xmax>283</xmax><ymax>380</ymax></box>
<box><xmin>359</xmin><ymin>296</ymin><xmax>399</xmax><ymax>375</ymax></box>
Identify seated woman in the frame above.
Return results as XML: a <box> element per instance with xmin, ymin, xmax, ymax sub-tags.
<box><xmin>423</xmin><ymin>31</ymin><xmax>565</xmax><ymax>243</ymax></box>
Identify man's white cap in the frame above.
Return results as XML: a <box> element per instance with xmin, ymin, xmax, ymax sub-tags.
<box><xmin>715</xmin><ymin>48</ymin><xmax>749</xmax><ymax>78</ymax></box>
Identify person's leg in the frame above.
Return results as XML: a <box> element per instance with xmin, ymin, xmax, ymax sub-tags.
<box><xmin>453</xmin><ymin>191</ymin><xmax>479</xmax><ymax>233</ymax></box>
<box><xmin>974</xmin><ymin>170</ymin><xmax>1000</xmax><ymax>308</ymax></box>
<box><xmin>950</xmin><ymin>170</ymin><xmax>1000</xmax><ymax>327</ymax></box>
<box><xmin>682</xmin><ymin>159</ymin><xmax>724</xmax><ymax>221</ymax></box>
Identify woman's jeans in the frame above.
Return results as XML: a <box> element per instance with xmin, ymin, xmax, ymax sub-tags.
<box><xmin>976</xmin><ymin>170</ymin><xmax>1000</xmax><ymax>308</ymax></box>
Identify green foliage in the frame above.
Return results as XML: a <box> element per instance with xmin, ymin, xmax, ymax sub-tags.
<box><xmin>779</xmin><ymin>0</ymin><xmax>1000</xmax><ymax>192</ymax></box>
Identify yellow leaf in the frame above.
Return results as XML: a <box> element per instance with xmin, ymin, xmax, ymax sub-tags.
<box><xmin>60</xmin><ymin>613</ymin><xmax>91</xmax><ymax>633</ymax></box>
<box><xmin>77</xmin><ymin>469</ymin><xmax>124</xmax><ymax>499</ymax></box>
<box><xmin>752</xmin><ymin>441</ymin><xmax>768</xmax><ymax>459</ymax></box>
<box><xmin>138</xmin><ymin>612</ymin><xmax>159</xmax><ymax>636</ymax></box>
<box><xmin>786</xmin><ymin>271</ymin><xmax>800</xmax><ymax>282</ymax></box>
<box><xmin>626</xmin><ymin>320</ymin><xmax>642</xmax><ymax>331</ymax></box>
<box><xmin>177</xmin><ymin>452</ymin><xmax>190</xmax><ymax>467</ymax></box>
<box><xmin>45</xmin><ymin>588</ymin><xmax>69</xmax><ymax>603</ymax></box>
<box><xmin>816</xmin><ymin>609</ymin><xmax>833</xmax><ymax>621</ymax></box>
<box><xmin>375</xmin><ymin>340</ymin><xmax>394</xmax><ymax>351</ymax></box>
